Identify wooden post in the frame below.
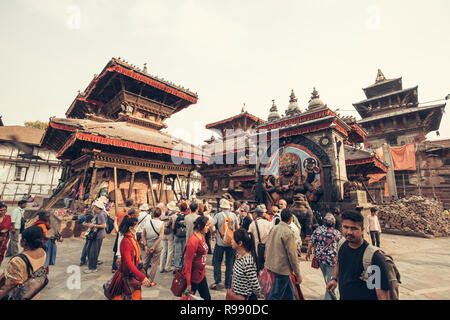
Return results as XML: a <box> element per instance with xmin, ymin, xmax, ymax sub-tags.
<box><xmin>172</xmin><ymin>177</ymin><xmax>179</xmax><ymax>201</ymax></box>
<box><xmin>148</xmin><ymin>172</ymin><xmax>156</xmax><ymax>208</ymax></box>
<box><xmin>159</xmin><ymin>174</ymin><xmax>165</xmax><ymax>204</ymax></box>
<box><xmin>114</xmin><ymin>167</ymin><xmax>119</xmax><ymax>215</ymax></box>
<box><xmin>88</xmin><ymin>167</ymin><xmax>98</xmax><ymax>202</ymax></box>
<box><xmin>128</xmin><ymin>171</ymin><xmax>135</xmax><ymax>200</ymax></box>
<box><xmin>176</xmin><ymin>174</ymin><xmax>184</xmax><ymax>198</ymax></box>
<box><xmin>27</xmin><ymin>165</ymin><xmax>37</xmax><ymax>196</ymax></box>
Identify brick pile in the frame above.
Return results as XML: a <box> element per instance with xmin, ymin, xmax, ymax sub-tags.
<box><xmin>376</xmin><ymin>196</ymin><xmax>450</xmax><ymax>237</ymax></box>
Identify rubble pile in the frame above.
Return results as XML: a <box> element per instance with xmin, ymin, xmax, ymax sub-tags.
<box><xmin>376</xmin><ymin>196</ymin><xmax>450</xmax><ymax>237</ymax></box>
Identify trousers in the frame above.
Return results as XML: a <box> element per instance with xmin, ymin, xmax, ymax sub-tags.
<box><xmin>159</xmin><ymin>234</ymin><xmax>174</xmax><ymax>271</ymax></box>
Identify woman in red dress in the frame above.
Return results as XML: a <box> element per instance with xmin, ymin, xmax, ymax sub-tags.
<box><xmin>109</xmin><ymin>216</ymin><xmax>151</xmax><ymax>300</ymax></box>
<box><xmin>183</xmin><ymin>216</ymin><xmax>211</xmax><ymax>300</ymax></box>
<box><xmin>0</xmin><ymin>203</ymin><xmax>12</xmax><ymax>266</ymax></box>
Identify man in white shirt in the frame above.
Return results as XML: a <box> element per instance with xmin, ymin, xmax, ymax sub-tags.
<box><xmin>366</xmin><ymin>207</ymin><xmax>382</xmax><ymax>247</ymax></box>
<box><xmin>6</xmin><ymin>200</ymin><xmax>27</xmax><ymax>256</ymax></box>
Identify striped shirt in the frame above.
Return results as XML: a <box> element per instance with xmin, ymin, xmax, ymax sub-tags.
<box><xmin>231</xmin><ymin>254</ymin><xmax>260</xmax><ymax>297</ymax></box>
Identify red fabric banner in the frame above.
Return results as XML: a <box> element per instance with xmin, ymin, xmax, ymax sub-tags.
<box><xmin>390</xmin><ymin>144</ymin><xmax>416</xmax><ymax>171</ymax></box>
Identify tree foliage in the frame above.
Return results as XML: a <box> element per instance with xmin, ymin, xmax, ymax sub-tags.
<box><xmin>24</xmin><ymin>120</ymin><xmax>48</xmax><ymax>130</ymax></box>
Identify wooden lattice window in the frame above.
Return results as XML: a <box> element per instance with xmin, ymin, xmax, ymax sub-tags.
<box><xmin>14</xmin><ymin>166</ymin><xmax>28</xmax><ymax>181</ymax></box>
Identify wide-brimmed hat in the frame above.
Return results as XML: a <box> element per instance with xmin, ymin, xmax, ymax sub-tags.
<box><xmin>139</xmin><ymin>203</ymin><xmax>150</xmax><ymax>211</ymax></box>
<box><xmin>92</xmin><ymin>199</ymin><xmax>105</xmax><ymax>211</ymax></box>
<box><xmin>220</xmin><ymin>198</ymin><xmax>231</xmax><ymax>210</ymax></box>
<box><xmin>167</xmin><ymin>201</ymin><xmax>179</xmax><ymax>212</ymax></box>
<box><xmin>251</xmin><ymin>207</ymin><xmax>264</xmax><ymax>215</ymax></box>
<box><xmin>98</xmin><ymin>196</ymin><xmax>109</xmax><ymax>204</ymax></box>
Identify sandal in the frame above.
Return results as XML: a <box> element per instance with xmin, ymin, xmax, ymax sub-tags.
<box><xmin>149</xmin><ymin>282</ymin><xmax>157</xmax><ymax>287</ymax></box>
<box><xmin>209</xmin><ymin>283</ymin><xmax>219</xmax><ymax>290</ymax></box>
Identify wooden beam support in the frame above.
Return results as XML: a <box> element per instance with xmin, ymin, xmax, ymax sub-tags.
<box><xmin>128</xmin><ymin>171</ymin><xmax>135</xmax><ymax>199</ymax></box>
<box><xmin>114</xmin><ymin>167</ymin><xmax>119</xmax><ymax>215</ymax></box>
<box><xmin>88</xmin><ymin>167</ymin><xmax>98</xmax><ymax>202</ymax></box>
<box><xmin>148</xmin><ymin>172</ymin><xmax>156</xmax><ymax>208</ymax></box>
<box><xmin>172</xmin><ymin>177</ymin><xmax>179</xmax><ymax>201</ymax></box>
<box><xmin>176</xmin><ymin>174</ymin><xmax>184</xmax><ymax>198</ymax></box>
<box><xmin>159</xmin><ymin>174</ymin><xmax>165</xmax><ymax>204</ymax></box>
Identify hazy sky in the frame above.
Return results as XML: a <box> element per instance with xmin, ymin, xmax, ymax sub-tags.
<box><xmin>1</xmin><ymin>0</ymin><xmax>449</xmax><ymax>146</ymax></box>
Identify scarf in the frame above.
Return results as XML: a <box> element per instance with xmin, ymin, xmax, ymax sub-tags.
<box><xmin>33</xmin><ymin>220</ymin><xmax>51</xmax><ymax>230</ymax></box>
<box><xmin>124</xmin><ymin>233</ymin><xmax>140</xmax><ymax>266</ymax></box>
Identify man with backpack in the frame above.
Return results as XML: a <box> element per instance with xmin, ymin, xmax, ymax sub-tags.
<box><xmin>173</xmin><ymin>203</ymin><xmax>187</xmax><ymax>273</ymax></box>
<box><xmin>325</xmin><ymin>210</ymin><xmax>400</xmax><ymax>300</ymax></box>
<box><xmin>209</xmin><ymin>199</ymin><xmax>239</xmax><ymax>290</ymax></box>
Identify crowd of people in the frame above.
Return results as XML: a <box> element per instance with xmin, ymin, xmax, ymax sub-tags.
<box><xmin>0</xmin><ymin>194</ymin><xmax>398</xmax><ymax>301</ymax></box>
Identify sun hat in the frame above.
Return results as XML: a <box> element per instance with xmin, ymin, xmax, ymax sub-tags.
<box><xmin>167</xmin><ymin>201</ymin><xmax>179</xmax><ymax>212</ymax></box>
<box><xmin>139</xmin><ymin>203</ymin><xmax>150</xmax><ymax>211</ymax></box>
<box><xmin>92</xmin><ymin>199</ymin><xmax>105</xmax><ymax>211</ymax></box>
<box><xmin>219</xmin><ymin>198</ymin><xmax>231</xmax><ymax>210</ymax></box>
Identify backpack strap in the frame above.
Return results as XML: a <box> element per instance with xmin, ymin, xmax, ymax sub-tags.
<box><xmin>255</xmin><ymin>219</ymin><xmax>262</xmax><ymax>243</ymax></box>
<box><xmin>16</xmin><ymin>253</ymin><xmax>34</xmax><ymax>277</ymax></box>
<box><xmin>362</xmin><ymin>244</ymin><xmax>380</xmax><ymax>272</ymax></box>
<box><xmin>336</xmin><ymin>237</ymin><xmax>346</xmax><ymax>255</ymax></box>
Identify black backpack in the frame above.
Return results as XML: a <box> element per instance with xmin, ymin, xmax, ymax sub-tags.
<box><xmin>174</xmin><ymin>214</ymin><xmax>186</xmax><ymax>237</ymax></box>
<box><xmin>106</xmin><ymin>213</ymin><xmax>115</xmax><ymax>234</ymax></box>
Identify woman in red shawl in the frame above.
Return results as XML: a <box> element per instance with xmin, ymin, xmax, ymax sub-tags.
<box><xmin>0</xmin><ymin>203</ymin><xmax>12</xmax><ymax>265</ymax></box>
<box><xmin>109</xmin><ymin>216</ymin><xmax>151</xmax><ymax>300</ymax></box>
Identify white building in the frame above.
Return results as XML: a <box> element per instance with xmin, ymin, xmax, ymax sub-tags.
<box><xmin>0</xmin><ymin>125</ymin><xmax>62</xmax><ymax>205</ymax></box>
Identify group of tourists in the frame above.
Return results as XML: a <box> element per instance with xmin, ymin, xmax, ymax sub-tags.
<box><xmin>0</xmin><ymin>194</ymin><xmax>397</xmax><ymax>301</ymax></box>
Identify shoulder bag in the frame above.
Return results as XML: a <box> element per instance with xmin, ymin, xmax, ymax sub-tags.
<box><xmin>171</xmin><ymin>246</ymin><xmax>187</xmax><ymax>297</ymax></box>
<box><xmin>254</xmin><ymin>219</ymin><xmax>266</xmax><ymax>271</ymax></box>
<box><xmin>3</xmin><ymin>254</ymin><xmax>49</xmax><ymax>300</ymax></box>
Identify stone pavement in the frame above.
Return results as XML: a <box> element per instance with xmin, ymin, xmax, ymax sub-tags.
<box><xmin>1</xmin><ymin>233</ymin><xmax>449</xmax><ymax>300</ymax></box>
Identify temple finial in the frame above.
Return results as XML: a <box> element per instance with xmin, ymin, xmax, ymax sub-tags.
<box><xmin>311</xmin><ymin>87</ymin><xmax>319</xmax><ymax>99</ymax></box>
<box><xmin>375</xmin><ymin>69</ymin><xmax>386</xmax><ymax>83</ymax></box>
<box><xmin>143</xmin><ymin>63</ymin><xmax>148</xmax><ymax>73</ymax></box>
<box><xmin>289</xmin><ymin>89</ymin><xmax>297</xmax><ymax>103</ymax></box>
<box><xmin>241</xmin><ymin>103</ymin><xmax>246</xmax><ymax>113</ymax></box>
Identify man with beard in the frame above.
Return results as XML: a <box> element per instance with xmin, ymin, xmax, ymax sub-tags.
<box><xmin>325</xmin><ymin>210</ymin><xmax>390</xmax><ymax>300</ymax></box>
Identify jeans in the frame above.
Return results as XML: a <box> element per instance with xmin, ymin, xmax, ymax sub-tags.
<box><xmin>88</xmin><ymin>238</ymin><xmax>103</xmax><ymax>270</ymax></box>
<box><xmin>212</xmin><ymin>244</ymin><xmax>235</xmax><ymax>288</ymax></box>
<box><xmin>80</xmin><ymin>238</ymin><xmax>89</xmax><ymax>263</ymax></box>
<box><xmin>319</xmin><ymin>262</ymin><xmax>337</xmax><ymax>300</ymax></box>
<box><xmin>6</xmin><ymin>230</ymin><xmax>20</xmax><ymax>256</ymax></box>
<box><xmin>268</xmin><ymin>273</ymin><xmax>295</xmax><ymax>300</ymax></box>
<box><xmin>370</xmin><ymin>231</ymin><xmax>380</xmax><ymax>247</ymax></box>
<box><xmin>191</xmin><ymin>277</ymin><xmax>211</xmax><ymax>300</ymax></box>
<box><xmin>112</xmin><ymin>233</ymin><xmax>119</xmax><ymax>270</ymax></box>
<box><xmin>173</xmin><ymin>236</ymin><xmax>186</xmax><ymax>270</ymax></box>
<box><xmin>205</xmin><ymin>231</ymin><xmax>212</xmax><ymax>254</ymax></box>
<box><xmin>160</xmin><ymin>234</ymin><xmax>174</xmax><ymax>271</ymax></box>
<box><xmin>43</xmin><ymin>239</ymin><xmax>57</xmax><ymax>267</ymax></box>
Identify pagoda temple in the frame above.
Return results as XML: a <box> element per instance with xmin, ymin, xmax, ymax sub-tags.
<box><xmin>354</xmin><ymin>69</ymin><xmax>447</xmax><ymax>203</ymax></box>
<box><xmin>41</xmin><ymin>58</ymin><xmax>206</xmax><ymax>213</ymax></box>
<box><xmin>354</xmin><ymin>69</ymin><xmax>445</xmax><ymax>149</ymax></box>
<box><xmin>199</xmin><ymin>106</ymin><xmax>264</xmax><ymax>203</ymax></box>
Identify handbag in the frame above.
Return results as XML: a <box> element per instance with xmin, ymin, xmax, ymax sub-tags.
<box><xmin>226</xmin><ymin>288</ymin><xmax>246</xmax><ymax>300</ymax></box>
<box><xmin>170</xmin><ymin>247</ymin><xmax>187</xmax><ymax>297</ymax></box>
<box><xmin>225</xmin><ymin>263</ymin><xmax>246</xmax><ymax>300</ymax></box>
<box><xmin>254</xmin><ymin>219</ymin><xmax>266</xmax><ymax>270</ymax></box>
<box><xmin>311</xmin><ymin>233</ymin><xmax>339</xmax><ymax>269</ymax></box>
<box><xmin>4</xmin><ymin>254</ymin><xmax>49</xmax><ymax>300</ymax></box>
